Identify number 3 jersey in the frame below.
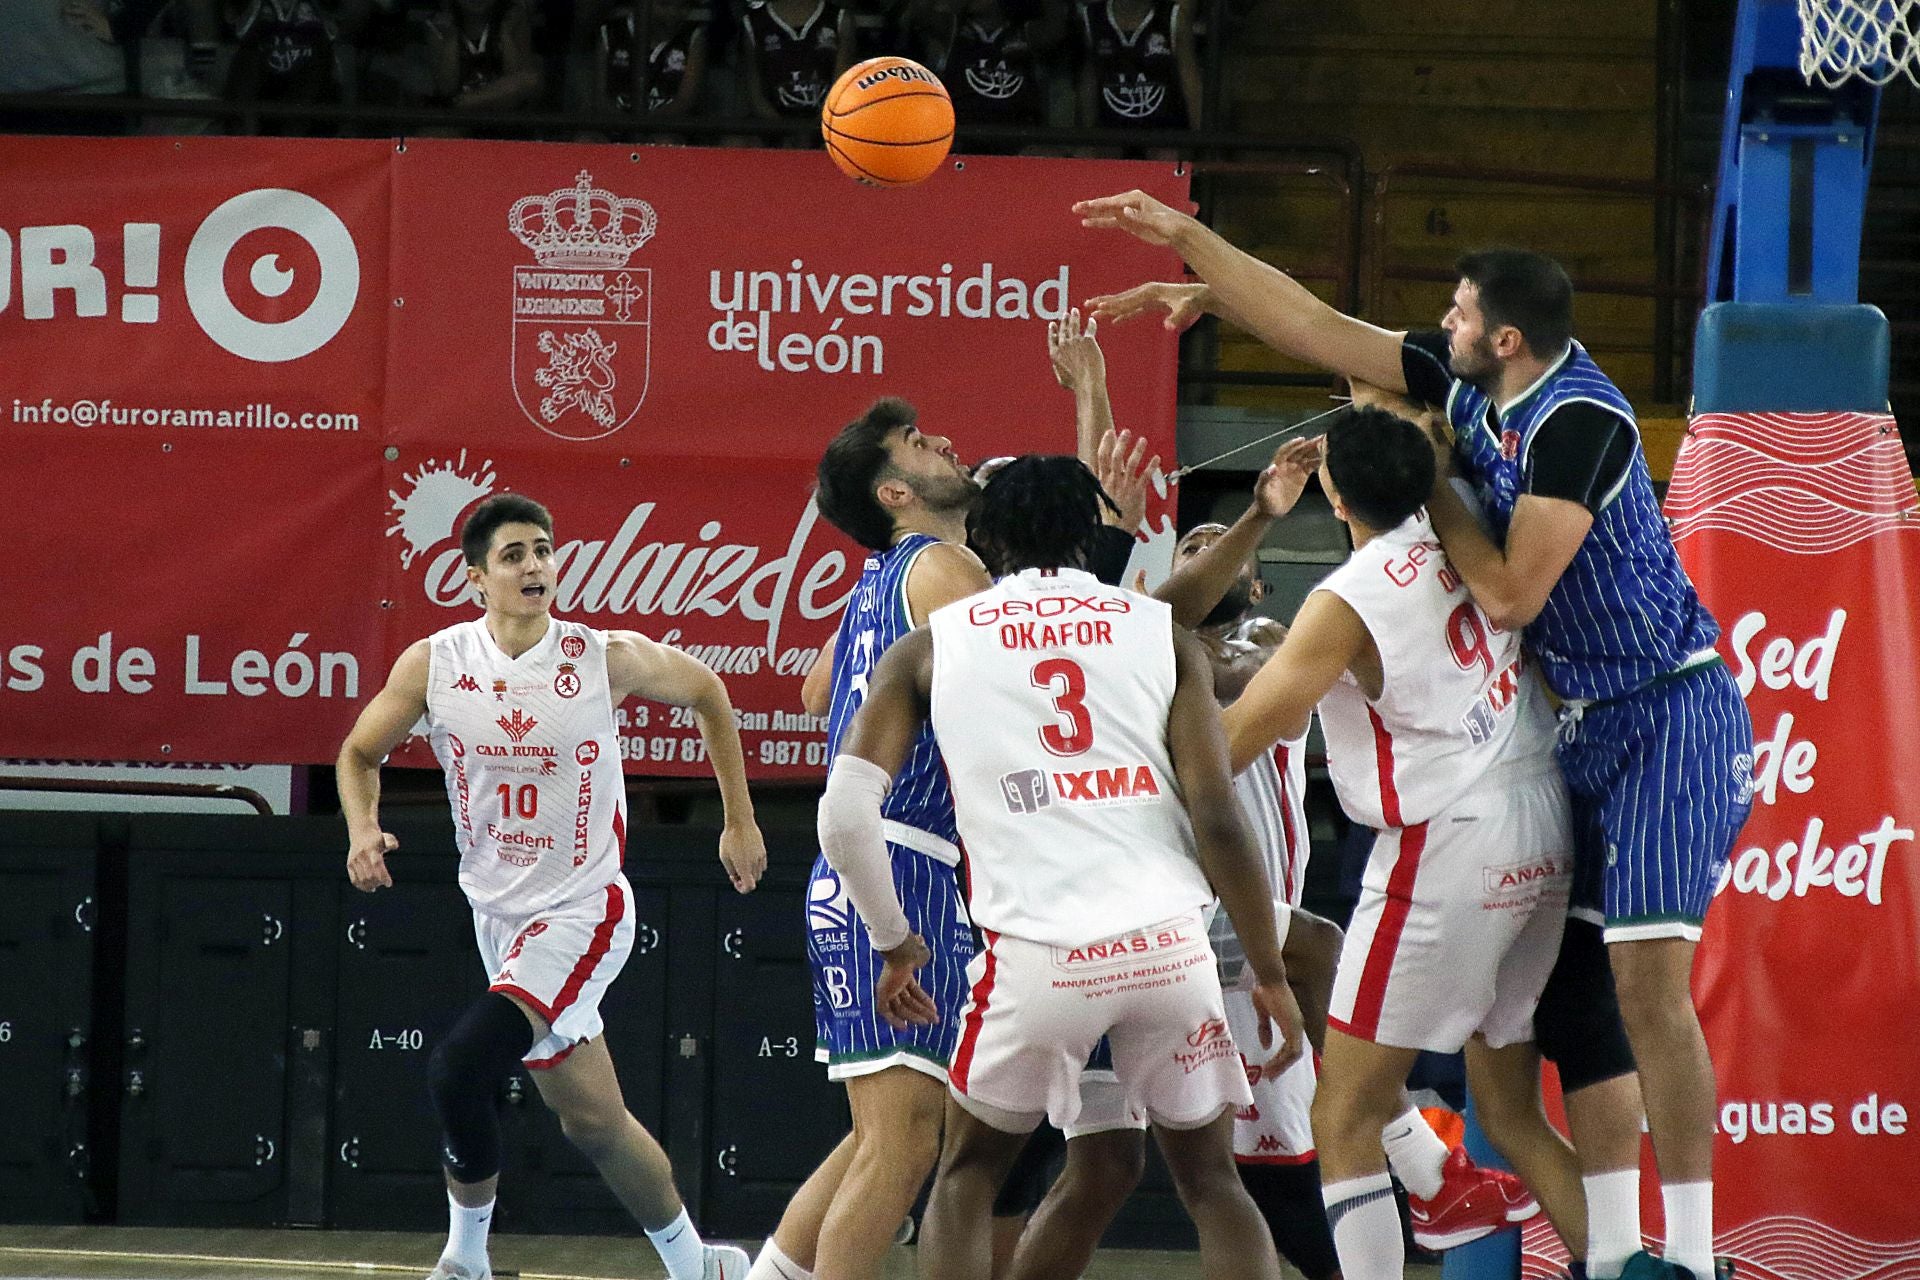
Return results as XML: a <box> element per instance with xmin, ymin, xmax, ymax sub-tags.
<box><xmin>928</xmin><ymin>567</ymin><xmax>1212</xmax><ymax>946</ymax></box>
<box><xmin>1313</xmin><ymin>514</ymin><xmax>1556</xmax><ymax>831</ymax></box>
<box><xmin>424</xmin><ymin>618</ymin><xmax>628</xmax><ymax>916</ymax></box>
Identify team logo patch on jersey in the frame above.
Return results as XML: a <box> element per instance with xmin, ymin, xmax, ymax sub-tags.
<box><xmin>450</xmin><ymin>673</ymin><xmax>482</xmax><ymax>692</ymax></box>
<box><xmin>449</xmin><ymin>733</ymin><xmax>466</xmax><ymax>758</ymax></box>
<box><xmin>561</xmin><ymin>634</ymin><xmax>586</xmax><ymax>659</ymax></box>
<box><xmin>1000</xmin><ymin>768</ymin><xmax>1051</xmax><ymax>814</ymax></box>
<box><xmin>576</xmin><ymin>741</ymin><xmax>600</xmax><ymax>766</ymax></box>
<box><xmin>510</xmin><ymin>171</ymin><xmax>655</xmax><ymax>441</ymax></box>
<box><xmin>493</xmin><ymin>678</ymin><xmax>508</xmax><ymax>700</ymax></box>
<box><xmin>554</xmin><ymin>662</ymin><xmax>581</xmax><ymax>698</ymax></box>
<box><xmin>498</xmin><ymin>708</ymin><xmax>540</xmax><ymax>743</ymax></box>
<box><xmin>1500</xmin><ymin>428</ymin><xmax>1521</xmax><ymax>461</ymax></box>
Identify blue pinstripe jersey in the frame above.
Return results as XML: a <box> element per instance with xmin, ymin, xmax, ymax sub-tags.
<box><xmin>1447</xmin><ymin>342</ymin><xmax>1720</xmax><ymax>702</ymax></box>
<box><xmin>825</xmin><ymin>533</ymin><xmax>960</xmax><ymax>842</ymax></box>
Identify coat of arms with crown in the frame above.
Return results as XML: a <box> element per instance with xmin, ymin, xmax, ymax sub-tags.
<box><xmin>508</xmin><ymin>170</ymin><xmax>658</xmax><ymax>441</ymax></box>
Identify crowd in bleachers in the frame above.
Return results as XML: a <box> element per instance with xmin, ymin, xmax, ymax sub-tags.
<box><xmin>0</xmin><ymin>0</ymin><xmax>1214</xmax><ymax>144</ymax></box>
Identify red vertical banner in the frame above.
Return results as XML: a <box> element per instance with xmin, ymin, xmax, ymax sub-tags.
<box><xmin>1662</xmin><ymin>411</ymin><xmax>1920</xmax><ymax>1278</ymax></box>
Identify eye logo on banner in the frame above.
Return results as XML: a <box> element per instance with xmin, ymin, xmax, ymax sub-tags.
<box><xmin>185</xmin><ymin>188</ymin><xmax>361</xmax><ymax>363</ymax></box>
<box><xmin>508</xmin><ymin>171</ymin><xmax>657</xmax><ymax>441</ymax></box>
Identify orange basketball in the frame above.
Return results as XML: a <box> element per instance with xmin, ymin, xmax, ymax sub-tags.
<box><xmin>821</xmin><ymin>56</ymin><xmax>955</xmax><ymax>188</ymax></box>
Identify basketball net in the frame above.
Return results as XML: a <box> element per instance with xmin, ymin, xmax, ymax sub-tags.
<box><xmin>1799</xmin><ymin>0</ymin><xmax>1920</xmax><ymax>86</ymax></box>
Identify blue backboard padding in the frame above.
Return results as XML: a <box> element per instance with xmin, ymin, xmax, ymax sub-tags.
<box><xmin>1693</xmin><ymin>302</ymin><xmax>1890</xmax><ymax>412</ymax></box>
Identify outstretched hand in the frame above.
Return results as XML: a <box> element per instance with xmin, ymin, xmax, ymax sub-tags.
<box><xmin>1254</xmin><ymin>437</ymin><xmax>1323</xmax><ymax>520</ymax></box>
<box><xmin>1082</xmin><ymin>281</ymin><xmax>1209</xmax><ymax>333</ymax></box>
<box><xmin>1073</xmin><ymin>189</ymin><xmax>1199</xmax><ymax>247</ymax></box>
<box><xmin>1094</xmin><ymin>428</ymin><xmax>1157</xmax><ymax>534</ymax></box>
<box><xmin>1049</xmin><ymin>306</ymin><xmax>1107</xmax><ymax>394</ymax></box>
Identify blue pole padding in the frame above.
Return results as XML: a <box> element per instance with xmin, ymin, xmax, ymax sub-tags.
<box><xmin>1441</xmin><ymin>1090</ymin><xmax>1522</xmax><ymax>1280</ymax></box>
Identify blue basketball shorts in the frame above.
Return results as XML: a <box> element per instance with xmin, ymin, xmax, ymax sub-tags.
<box><xmin>807</xmin><ymin>843</ymin><xmax>975</xmax><ymax>1081</ymax></box>
<box><xmin>1555</xmin><ymin>659</ymin><xmax>1755</xmax><ymax>942</ymax></box>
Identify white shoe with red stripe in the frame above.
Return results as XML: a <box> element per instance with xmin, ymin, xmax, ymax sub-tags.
<box><xmin>1407</xmin><ymin>1147</ymin><xmax>1540</xmax><ymax>1251</ymax></box>
<box><xmin>701</xmin><ymin>1243</ymin><xmax>751</xmax><ymax>1280</ymax></box>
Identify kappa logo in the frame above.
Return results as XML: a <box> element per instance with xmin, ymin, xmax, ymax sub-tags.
<box><xmin>561</xmin><ymin>634</ymin><xmax>587</xmax><ymax>660</ymax></box>
<box><xmin>554</xmin><ymin>661</ymin><xmax>582</xmax><ymax>699</ymax></box>
<box><xmin>1253</xmin><ymin>1134</ymin><xmax>1286</xmax><ymax>1155</ymax></box>
<box><xmin>450</xmin><ymin>673</ymin><xmax>482</xmax><ymax>693</ymax></box>
<box><xmin>510</xmin><ymin>171</ymin><xmax>657</xmax><ymax>441</ymax></box>
<box><xmin>498</xmin><ymin>708</ymin><xmax>540</xmax><ymax>743</ymax></box>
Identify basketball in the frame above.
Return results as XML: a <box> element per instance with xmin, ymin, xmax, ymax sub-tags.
<box><xmin>820</xmin><ymin>56</ymin><xmax>955</xmax><ymax>188</ymax></box>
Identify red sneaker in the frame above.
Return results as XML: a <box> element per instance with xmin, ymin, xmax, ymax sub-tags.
<box><xmin>1406</xmin><ymin>1147</ymin><xmax>1541</xmax><ymax>1251</ymax></box>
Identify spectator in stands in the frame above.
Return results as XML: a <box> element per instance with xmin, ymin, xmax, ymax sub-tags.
<box><xmin>739</xmin><ymin>0</ymin><xmax>852</xmax><ymax>133</ymax></box>
<box><xmin>593</xmin><ymin>0</ymin><xmax>708</xmax><ymax>124</ymax></box>
<box><xmin>921</xmin><ymin>0</ymin><xmax>1063</xmax><ymax>143</ymax></box>
<box><xmin>0</xmin><ymin>0</ymin><xmax>127</xmax><ymax>129</ymax></box>
<box><xmin>846</xmin><ymin>0</ymin><xmax>913</xmax><ymax>58</ymax></box>
<box><xmin>426</xmin><ymin>0</ymin><xmax>544</xmax><ymax>121</ymax></box>
<box><xmin>1076</xmin><ymin>0</ymin><xmax>1199</xmax><ymax>141</ymax></box>
<box><xmin>225</xmin><ymin>0</ymin><xmax>367</xmax><ymax>133</ymax></box>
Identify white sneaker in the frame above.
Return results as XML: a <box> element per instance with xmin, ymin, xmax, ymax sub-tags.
<box><xmin>701</xmin><ymin>1243</ymin><xmax>752</xmax><ymax>1280</ymax></box>
<box><xmin>426</xmin><ymin>1260</ymin><xmax>490</xmax><ymax>1280</ymax></box>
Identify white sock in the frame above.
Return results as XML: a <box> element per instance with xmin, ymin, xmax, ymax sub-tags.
<box><xmin>1322</xmin><ymin>1172</ymin><xmax>1404</xmax><ymax>1280</ymax></box>
<box><xmin>1380</xmin><ymin>1104</ymin><xmax>1450</xmax><ymax>1199</ymax></box>
<box><xmin>1662</xmin><ymin>1180</ymin><xmax>1714</xmax><ymax>1280</ymax></box>
<box><xmin>646</xmin><ymin>1208</ymin><xmax>709</xmax><ymax>1280</ymax></box>
<box><xmin>443</xmin><ymin>1193</ymin><xmax>494</xmax><ymax>1272</ymax></box>
<box><xmin>1584</xmin><ymin>1169</ymin><xmax>1642</xmax><ymax>1278</ymax></box>
<box><xmin>747</xmin><ymin>1238</ymin><xmax>812</xmax><ymax>1280</ymax></box>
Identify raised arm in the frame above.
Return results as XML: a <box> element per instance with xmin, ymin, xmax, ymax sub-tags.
<box><xmin>1152</xmin><ymin>436</ymin><xmax>1318</xmax><ymax>628</ymax></box>
<box><xmin>1219</xmin><ymin>588</ymin><xmax>1369</xmax><ymax>773</ymax></box>
<box><xmin>1165</xmin><ymin>629</ymin><xmax>1303</xmax><ymax>1069</ymax></box>
<box><xmin>820</xmin><ymin>628</ymin><xmax>941</xmax><ymax>1028</ymax></box>
<box><xmin>607</xmin><ymin>630</ymin><xmax>766</xmax><ymax>891</ymax></box>
<box><xmin>1050</xmin><ymin>307</ymin><xmax>1115</xmax><ymax>465</ymax></box>
<box><xmin>337</xmin><ymin>640</ymin><xmax>431</xmax><ymax>892</ymax></box>
<box><xmin>1076</xmin><ymin>190</ymin><xmax>1408</xmax><ymax>393</ymax></box>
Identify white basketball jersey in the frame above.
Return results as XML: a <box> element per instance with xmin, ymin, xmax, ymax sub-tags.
<box><xmin>1315</xmin><ymin>514</ymin><xmax>1556</xmax><ymax>830</ymax></box>
<box><xmin>423</xmin><ymin>618</ymin><xmax>627</xmax><ymax>915</ymax></box>
<box><xmin>1233</xmin><ymin>733</ymin><xmax>1310</xmax><ymax>908</ymax></box>
<box><xmin>928</xmin><ymin>567</ymin><xmax>1211</xmax><ymax>947</ymax></box>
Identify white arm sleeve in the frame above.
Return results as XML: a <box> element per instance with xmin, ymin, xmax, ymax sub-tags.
<box><xmin>818</xmin><ymin>755</ymin><xmax>912</xmax><ymax>952</ymax></box>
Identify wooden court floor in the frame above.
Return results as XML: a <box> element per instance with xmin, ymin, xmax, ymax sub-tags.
<box><xmin>0</xmin><ymin>1226</ymin><xmax>1444</xmax><ymax>1279</ymax></box>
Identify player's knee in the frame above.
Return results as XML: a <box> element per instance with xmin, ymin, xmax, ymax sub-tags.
<box><xmin>1061</xmin><ymin>1132</ymin><xmax>1145</xmax><ymax>1208</ymax></box>
<box><xmin>429</xmin><ymin>995</ymin><xmax>535</xmax><ymax>1183</ymax></box>
<box><xmin>1311</xmin><ymin>1077</ymin><xmax>1397</xmax><ymax>1144</ymax></box>
<box><xmin>429</xmin><ymin>994</ymin><xmax>534</xmax><ymax>1102</ymax></box>
<box><xmin>558</xmin><ymin>1104</ymin><xmax>634</xmax><ymax>1161</ymax></box>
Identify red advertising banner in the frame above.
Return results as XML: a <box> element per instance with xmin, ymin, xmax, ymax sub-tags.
<box><xmin>3</xmin><ymin>136</ymin><xmax>1185</xmax><ymax>777</ymax></box>
<box><xmin>1660</xmin><ymin>411</ymin><xmax>1920</xmax><ymax>1278</ymax></box>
